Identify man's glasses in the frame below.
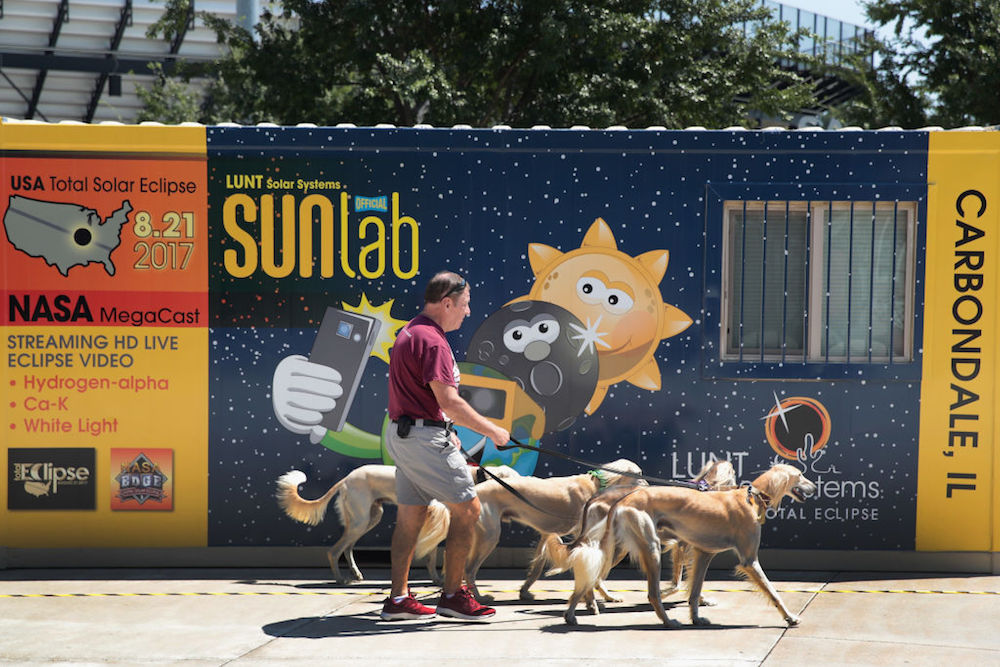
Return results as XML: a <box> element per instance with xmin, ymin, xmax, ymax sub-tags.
<box><xmin>444</xmin><ymin>277</ymin><xmax>467</xmax><ymax>298</ymax></box>
<box><xmin>425</xmin><ymin>274</ymin><xmax>468</xmax><ymax>303</ymax></box>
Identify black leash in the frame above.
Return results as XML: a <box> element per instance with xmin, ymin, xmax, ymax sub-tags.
<box><xmin>460</xmin><ymin>446</ymin><xmax>565</xmax><ymax>517</ymax></box>
<box><xmin>497</xmin><ymin>437</ymin><xmax>708</xmax><ymax>491</ymax></box>
<box><xmin>456</xmin><ymin>435</ymin><xmax>708</xmax><ymax>519</ymax></box>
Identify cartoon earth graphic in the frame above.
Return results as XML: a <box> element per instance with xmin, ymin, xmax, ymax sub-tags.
<box><xmin>512</xmin><ymin>217</ymin><xmax>693</xmax><ymax>414</ymax></box>
<box><xmin>466</xmin><ymin>300</ymin><xmax>599</xmax><ymax>433</ymax></box>
<box><xmin>451</xmin><ymin>362</ymin><xmax>543</xmax><ymax>475</ymax></box>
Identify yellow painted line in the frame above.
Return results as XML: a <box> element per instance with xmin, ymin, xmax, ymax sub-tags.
<box><xmin>1</xmin><ymin>587</ymin><xmax>997</xmax><ymax>599</ymax></box>
<box><xmin>610</xmin><ymin>587</ymin><xmax>1000</xmax><ymax>596</ymax></box>
<box><xmin>479</xmin><ymin>586</ymin><xmax>1000</xmax><ymax>596</ymax></box>
<box><xmin>0</xmin><ymin>590</ymin><xmax>366</xmax><ymax>599</ymax></box>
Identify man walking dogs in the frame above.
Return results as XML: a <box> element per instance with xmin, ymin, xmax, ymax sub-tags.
<box><xmin>381</xmin><ymin>271</ymin><xmax>511</xmax><ymax>622</ymax></box>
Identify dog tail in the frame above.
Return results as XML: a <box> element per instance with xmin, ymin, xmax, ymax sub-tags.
<box><xmin>414</xmin><ymin>500</ymin><xmax>450</xmax><ymax>560</ymax></box>
<box><xmin>275</xmin><ymin>470</ymin><xmax>344</xmax><ymax>526</ymax></box>
<box><xmin>566</xmin><ymin>540</ymin><xmax>606</xmax><ymax>599</ymax></box>
<box><xmin>546</xmin><ymin>509</ymin><xmax>609</xmax><ymax>577</ymax></box>
<box><xmin>565</xmin><ymin>493</ymin><xmax>607</xmax><ymax>552</ymax></box>
<box><xmin>538</xmin><ymin>533</ymin><xmax>571</xmax><ymax>577</ymax></box>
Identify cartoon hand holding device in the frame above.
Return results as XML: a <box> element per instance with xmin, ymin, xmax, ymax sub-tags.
<box><xmin>272</xmin><ymin>307</ymin><xmax>380</xmax><ymax>444</ymax></box>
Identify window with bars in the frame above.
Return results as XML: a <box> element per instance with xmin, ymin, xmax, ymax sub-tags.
<box><xmin>722</xmin><ymin>200</ymin><xmax>917</xmax><ymax>364</ymax></box>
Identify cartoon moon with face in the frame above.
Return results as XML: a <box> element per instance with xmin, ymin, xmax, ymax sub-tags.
<box><xmin>512</xmin><ymin>218</ymin><xmax>693</xmax><ymax>414</ymax></box>
<box><xmin>466</xmin><ymin>301</ymin><xmax>599</xmax><ymax>433</ymax></box>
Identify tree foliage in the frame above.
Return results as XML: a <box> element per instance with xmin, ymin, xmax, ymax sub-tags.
<box><xmin>142</xmin><ymin>0</ymin><xmax>818</xmax><ymax>128</ymax></box>
<box><xmin>839</xmin><ymin>0</ymin><xmax>1000</xmax><ymax>127</ymax></box>
<box><xmin>135</xmin><ymin>63</ymin><xmax>204</xmax><ymax>124</ymax></box>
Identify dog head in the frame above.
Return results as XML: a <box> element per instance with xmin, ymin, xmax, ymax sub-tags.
<box><xmin>599</xmin><ymin>459</ymin><xmax>647</xmax><ymax>488</ymax></box>
<box><xmin>754</xmin><ymin>464</ymin><xmax>817</xmax><ymax>510</ymax></box>
<box><xmin>693</xmin><ymin>459</ymin><xmax>737</xmax><ymax>490</ymax></box>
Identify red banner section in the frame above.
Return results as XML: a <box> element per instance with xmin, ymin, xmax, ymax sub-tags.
<box><xmin>3</xmin><ymin>290</ymin><xmax>205</xmax><ymax>328</ymax></box>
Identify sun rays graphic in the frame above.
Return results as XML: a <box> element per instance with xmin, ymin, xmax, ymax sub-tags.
<box><xmin>513</xmin><ymin>217</ymin><xmax>693</xmax><ymax>414</ymax></box>
<box><xmin>342</xmin><ymin>293</ymin><xmax>408</xmax><ymax>364</ymax></box>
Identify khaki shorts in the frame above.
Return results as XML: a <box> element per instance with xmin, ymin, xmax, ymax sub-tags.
<box><xmin>385</xmin><ymin>423</ymin><xmax>476</xmax><ymax>505</ymax></box>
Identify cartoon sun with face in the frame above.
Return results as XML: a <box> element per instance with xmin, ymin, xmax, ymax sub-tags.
<box><xmin>512</xmin><ymin>218</ymin><xmax>692</xmax><ymax>414</ymax></box>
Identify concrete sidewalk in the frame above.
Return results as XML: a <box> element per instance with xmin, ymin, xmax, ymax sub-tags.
<box><xmin>1</xmin><ymin>567</ymin><xmax>998</xmax><ymax>665</ymax></box>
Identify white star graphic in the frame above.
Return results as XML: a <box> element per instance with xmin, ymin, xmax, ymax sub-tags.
<box><xmin>568</xmin><ymin>316</ymin><xmax>611</xmax><ymax>357</ymax></box>
<box><xmin>761</xmin><ymin>390</ymin><xmax>801</xmax><ymax>432</ymax></box>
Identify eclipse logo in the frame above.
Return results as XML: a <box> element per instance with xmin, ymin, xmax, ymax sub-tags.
<box><xmin>7</xmin><ymin>448</ymin><xmax>95</xmax><ymax>510</ymax></box>
<box><xmin>762</xmin><ymin>393</ymin><xmax>831</xmax><ymax>461</ymax></box>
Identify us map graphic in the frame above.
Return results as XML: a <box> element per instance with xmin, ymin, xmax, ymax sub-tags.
<box><xmin>3</xmin><ymin>195</ymin><xmax>132</xmax><ymax>276</ymax></box>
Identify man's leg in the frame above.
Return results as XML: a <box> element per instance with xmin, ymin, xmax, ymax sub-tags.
<box><xmin>442</xmin><ymin>496</ymin><xmax>481</xmax><ymax>595</ymax></box>
<box><xmin>390</xmin><ymin>503</ymin><xmax>429</xmax><ymax>598</ymax></box>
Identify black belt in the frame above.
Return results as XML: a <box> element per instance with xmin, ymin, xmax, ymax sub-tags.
<box><xmin>393</xmin><ymin>417</ymin><xmax>452</xmax><ymax>429</ymax></box>
<box><xmin>392</xmin><ymin>416</ymin><xmax>454</xmax><ymax>437</ymax></box>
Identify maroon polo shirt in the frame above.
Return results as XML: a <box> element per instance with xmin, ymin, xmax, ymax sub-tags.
<box><xmin>388</xmin><ymin>314</ymin><xmax>460</xmax><ymax>422</ymax></box>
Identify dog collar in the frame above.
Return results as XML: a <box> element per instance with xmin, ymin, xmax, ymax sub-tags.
<box><xmin>746</xmin><ymin>485</ymin><xmax>772</xmax><ymax>524</ymax></box>
<box><xmin>587</xmin><ymin>469</ymin><xmax>609</xmax><ymax>491</ymax></box>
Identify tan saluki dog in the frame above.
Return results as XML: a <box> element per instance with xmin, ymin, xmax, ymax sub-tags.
<box><xmin>414</xmin><ymin>459</ymin><xmax>646</xmax><ymax>603</ymax></box>
<box><xmin>275</xmin><ymin>464</ymin><xmax>519</xmax><ymax>583</ymax></box>
<box><xmin>563</xmin><ymin>463</ymin><xmax>816</xmax><ymax>627</ymax></box>
<box><xmin>541</xmin><ymin>459</ymin><xmax>737</xmax><ymax>604</ymax></box>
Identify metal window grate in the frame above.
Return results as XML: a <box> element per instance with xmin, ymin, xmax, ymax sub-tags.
<box><xmin>724</xmin><ymin>200</ymin><xmax>913</xmax><ymax>364</ymax></box>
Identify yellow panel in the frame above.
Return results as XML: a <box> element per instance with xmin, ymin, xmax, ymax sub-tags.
<box><xmin>2</xmin><ymin>328</ymin><xmax>208</xmax><ymax>547</ymax></box>
<box><xmin>1</xmin><ymin>122</ymin><xmax>209</xmax><ymax>547</ymax></box>
<box><xmin>0</xmin><ymin>120</ymin><xmax>205</xmax><ymax>155</ymax></box>
<box><xmin>918</xmin><ymin>132</ymin><xmax>1000</xmax><ymax>551</ymax></box>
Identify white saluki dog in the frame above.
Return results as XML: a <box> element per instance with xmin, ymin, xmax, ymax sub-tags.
<box><xmin>276</xmin><ymin>464</ymin><xmax>519</xmax><ymax>583</ymax></box>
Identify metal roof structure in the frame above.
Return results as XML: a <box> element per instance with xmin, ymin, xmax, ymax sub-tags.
<box><xmin>0</xmin><ymin>1</ymin><xmax>873</xmax><ymax>126</ymax></box>
<box><xmin>762</xmin><ymin>0</ymin><xmax>875</xmax><ymax>111</ymax></box>
<box><xmin>0</xmin><ymin>0</ymin><xmax>239</xmax><ymax>123</ymax></box>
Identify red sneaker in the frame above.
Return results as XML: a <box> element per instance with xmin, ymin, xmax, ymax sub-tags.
<box><xmin>436</xmin><ymin>586</ymin><xmax>496</xmax><ymax>621</ymax></box>
<box><xmin>380</xmin><ymin>592</ymin><xmax>436</xmax><ymax>621</ymax></box>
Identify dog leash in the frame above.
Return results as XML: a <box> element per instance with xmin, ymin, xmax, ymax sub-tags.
<box><xmin>459</xmin><ymin>447</ymin><xmax>569</xmax><ymax>517</ymax></box>
<box><xmin>497</xmin><ymin>437</ymin><xmax>708</xmax><ymax>491</ymax></box>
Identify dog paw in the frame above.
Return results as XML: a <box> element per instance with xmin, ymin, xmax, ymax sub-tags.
<box><xmin>564</xmin><ymin>611</ymin><xmax>578</xmax><ymax>626</ymax></box>
<box><xmin>519</xmin><ymin>589</ymin><xmax>535</xmax><ymax>601</ymax></box>
<box><xmin>699</xmin><ymin>596</ymin><xmax>718</xmax><ymax>607</ymax></box>
<box><xmin>659</xmin><ymin>585</ymin><xmax>679</xmax><ymax>598</ymax></box>
<box><xmin>691</xmin><ymin>616</ymin><xmax>711</xmax><ymax>626</ymax></box>
<box><xmin>602</xmin><ymin>593</ymin><xmax>622</xmax><ymax>603</ymax></box>
<box><xmin>476</xmin><ymin>593</ymin><xmax>495</xmax><ymax>604</ymax></box>
<box><xmin>663</xmin><ymin>618</ymin><xmax>682</xmax><ymax>629</ymax></box>
<box><xmin>785</xmin><ymin>614</ymin><xmax>801</xmax><ymax>626</ymax></box>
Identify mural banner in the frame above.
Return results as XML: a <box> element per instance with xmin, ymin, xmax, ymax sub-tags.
<box><xmin>3</xmin><ymin>123</ymin><xmax>994</xmax><ymax>560</ymax></box>
<box><xmin>918</xmin><ymin>132</ymin><xmax>1000</xmax><ymax>551</ymax></box>
<box><xmin>1</xmin><ymin>123</ymin><xmax>208</xmax><ymax>546</ymax></box>
<box><xmin>205</xmin><ymin>128</ymin><xmax>930</xmax><ymax>552</ymax></box>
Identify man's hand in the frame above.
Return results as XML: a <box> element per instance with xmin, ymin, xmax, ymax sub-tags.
<box><xmin>489</xmin><ymin>425</ymin><xmax>511</xmax><ymax>449</ymax></box>
<box><xmin>272</xmin><ymin>354</ymin><xmax>343</xmax><ymax>443</ymax></box>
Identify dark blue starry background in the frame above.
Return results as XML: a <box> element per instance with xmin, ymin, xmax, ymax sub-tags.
<box><xmin>205</xmin><ymin>127</ymin><xmax>928</xmax><ymax>552</ymax></box>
